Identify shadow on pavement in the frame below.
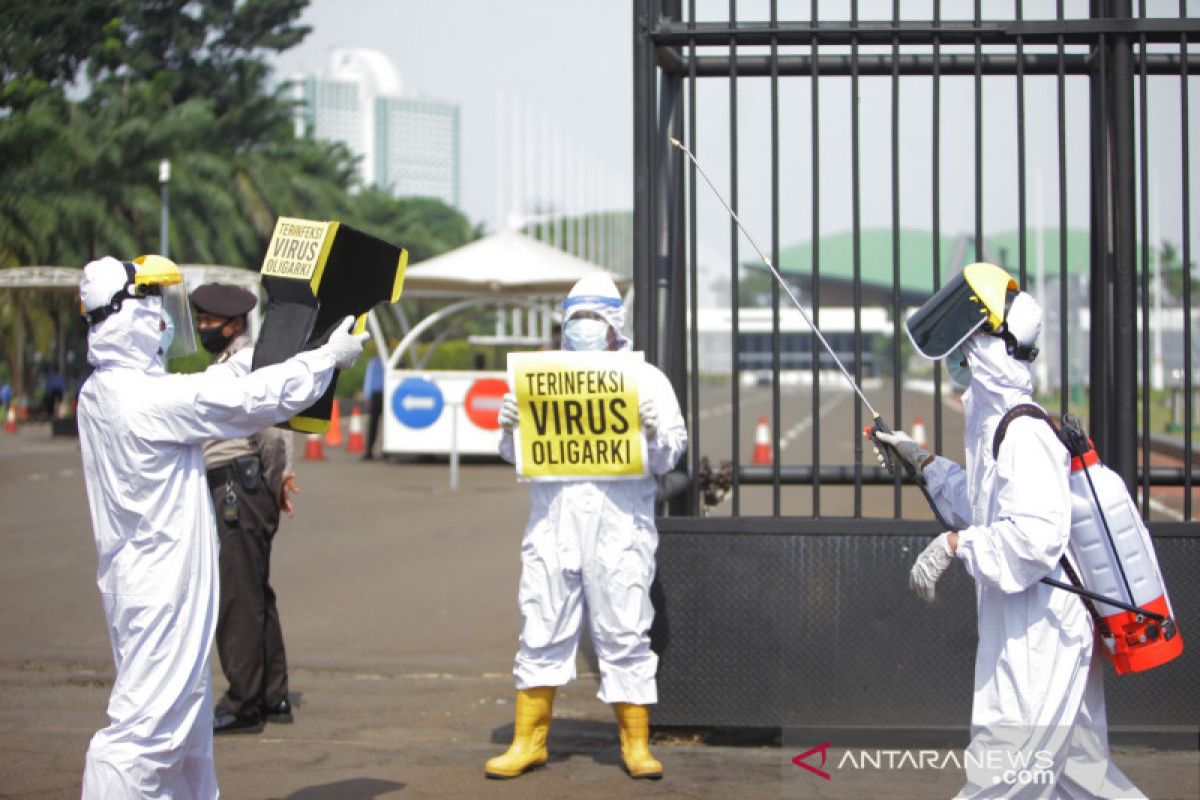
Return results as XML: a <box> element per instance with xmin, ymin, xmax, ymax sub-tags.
<box><xmin>273</xmin><ymin>777</ymin><xmax>406</xmax><ymax>799</ymax></box>
<box><xmin>489</xmin><ymin>717</ymin><xmax>624</xmax><ymax>767</ymax></box>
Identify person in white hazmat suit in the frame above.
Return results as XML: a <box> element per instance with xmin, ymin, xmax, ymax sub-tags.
<box><xmin>485</xmin><ymin>274</ymin><xmax>687</xmax><ymax>780</ymax></box>
<box><xmin>873</xmin><ymin>263</ymin><xmax>1144</xmax><ymax>799</ymax></box>
<box><xmin>76</xmin><ymin>255</ymin><xmax>368</xmax><ymax>798</ymax></box>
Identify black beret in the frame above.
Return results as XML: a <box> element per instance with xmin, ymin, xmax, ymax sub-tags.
<box><xmin>190</xmin><ymin>283</ymin><xmax>257</xmax><ymax>317</ymax></box>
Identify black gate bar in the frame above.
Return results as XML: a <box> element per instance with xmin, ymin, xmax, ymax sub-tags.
<box><xmin>658</xmin><ymin>52</ymin><xmax>1200</xmax><ymax>78</ymax></box>
<box><xmin>650</xmin><ymin>19</ymin><xmax>1200</xmax><ymax>47</ymax></box>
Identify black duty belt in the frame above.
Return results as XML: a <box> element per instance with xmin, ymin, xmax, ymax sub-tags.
<box><xmin>206</xmin><ymin>455</ymin><xmax>262</xmax><ymax>492</ymax></box>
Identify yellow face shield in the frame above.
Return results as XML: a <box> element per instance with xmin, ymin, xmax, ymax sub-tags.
<box><xmin>132</xmin><ymin>256</ymin><xmax>197</xmax><ymax>358</ymax></box>
<box><xmin>904</xmin><ymin>262</ymin><xmax>1019</xmax><ymax>360</ymax></box>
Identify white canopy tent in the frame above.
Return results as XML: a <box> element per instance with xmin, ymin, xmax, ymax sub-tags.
<box><xmin>401</xmin><ymin>229</ymin><xmax>631</xmax><ymax>298</ymax></box>
<box><xmin>0</xmin><ymin>266</ymin><xmax>87</xmax><ymax>291</ymax></box>
<box><xmin>0</xmin><ymin>264</ymin><xmax>265</xmax><ymax>337</ymax></box>
<box><xmin>381</xmin><ymin>230</ymin><xmax>630</xmax><ymax>369</ymax></box>
<box><xmin>0</xmin><ymin>264</ymin><xmax>259</xmax><ymax>293</ymax></box>
<box><xmin>373</xmin><ymin>230</ymin><xmax>631</xmax><ymax>461</ymax></box>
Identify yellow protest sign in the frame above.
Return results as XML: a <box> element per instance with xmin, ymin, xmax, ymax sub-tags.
<box><xmin>508</xmin><ymin>350</ymin><xmax>647</xmax><ymax>481</ymax></box>
<box><xmin>260</xmin><ymin>217</ymin><xmax>337</xmax><ymax>281</ymax></box>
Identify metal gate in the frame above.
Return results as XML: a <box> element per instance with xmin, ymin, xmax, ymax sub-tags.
<box><xmin>634</xmin><ymin>1</ymin><xmax>1200</xmax><ymax>735</ymax></box>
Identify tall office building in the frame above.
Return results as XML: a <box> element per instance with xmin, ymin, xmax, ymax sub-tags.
<box><xmin>292</xmin><ymin>48</ymin><xmax>460</xmax><ymax>207</ymax></box>
<box><xmin>375</xmin><ymin>96</ymin><xmax>460</xmax><ymax>205</ymax></box>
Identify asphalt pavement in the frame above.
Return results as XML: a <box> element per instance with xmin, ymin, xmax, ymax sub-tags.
<box><xmin>0</xmin><ymin>418</ymin><xmax>1195</xmax><ymax>799</ymax></box>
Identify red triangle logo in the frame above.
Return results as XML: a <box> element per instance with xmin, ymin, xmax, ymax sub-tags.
<box><xmin>791</xmin><ymin>741</ymin><xmax>832</xmax><ymax>780</ymax></box>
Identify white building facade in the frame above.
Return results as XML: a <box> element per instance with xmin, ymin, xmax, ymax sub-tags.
<box><xmin>292</xmin><ymin>48</ymin><xmax>460</xmax><ymax>207</ymax></box>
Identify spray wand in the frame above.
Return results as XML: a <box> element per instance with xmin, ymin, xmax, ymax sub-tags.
<box><xmin>668</xmin><ymin>137</ymin><xmax>910</xmax><ymax>480</ymax></box>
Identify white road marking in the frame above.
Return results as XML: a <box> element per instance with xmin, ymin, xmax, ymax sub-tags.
<box><xmin>1146</xmin><ymin>496</ymin><xmax>1185</xmax><ymax>522</ymax></box>
<box><xmin>779</xmin><ymin>392</ymin><xmax>847</xmax><ymax>451</ymax></box>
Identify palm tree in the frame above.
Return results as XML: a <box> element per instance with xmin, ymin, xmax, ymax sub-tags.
<box><xmin>0</xmin><ymin>285</ymin><xmax>65</xmax><ymax>406</ymax></box>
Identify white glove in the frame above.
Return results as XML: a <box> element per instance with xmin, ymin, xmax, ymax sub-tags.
<box><xmin>498</xmin><ymin>392</ymin><xmax>518</xmax><ymax>431</ymax></box>
<box><xmin>639</xmin><ymin>397</ymin><xmax>658</xmax><ymax>439</ymax></box>
<box><xmin>324</xmin><ymin>315</ymin><xmax>370</xmax><ymax>370</ymax></box>
<box><xmin>909</xmin><ymin>532</ymin><xmax>955</xmax><ymax>603</ymax></box>
<box><xmin>871</xmin><ymin>429</ymin><xmax>932</xmax><ymax>477</ymax></box>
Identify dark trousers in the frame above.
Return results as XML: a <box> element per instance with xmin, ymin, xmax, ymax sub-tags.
<box><xmin>210</xmin><ymin>477</ymin><xmax>288</xmax><ymax>717</ymax></box>
<box><xmin>365</xmin><ymin>391</ymin><xmax>384</xmax><ymax>455</ymax></box>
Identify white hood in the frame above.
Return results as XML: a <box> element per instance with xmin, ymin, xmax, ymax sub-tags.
<box><xmin>86</xmin><ymin>293</ymin><xmax>166</xmax><ymax>374</ymax></box>
<box><xmin>962</xmin><ymin>333</ymin><xmax>1034</xmax><ymax>421</ymax></box>
<box><xmin>960</xmin><ymin>333</ymin><xmax>1035</xmax><ymax>519</ymax></box>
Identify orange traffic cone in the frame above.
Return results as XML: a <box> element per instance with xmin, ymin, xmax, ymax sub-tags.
<box><xmin>303</xmin><ymin>433</ymin><xmax>324</xmax><ymax>461</ymax></box>
<box><xmin>4</xmin><ymin>405</ymin><xmax>17</xmax><ymax>433</ymax></box>
<box><xmin>911</xmin><ymin>416</ymin><xmax>927</xmax><ymax>448</ymax></box>
<box><xmin>346</xmin><ymin>405</ymin><xmax>365</xmax><ymax>454</ymax></box>
<box><xmin>752</xmin><ymin>415</ymin><xmax>772</xmax><ymax>464</ymax></box>
<box><xmin>324</xmin><ymin>398</ymin><xmax>343</xmax><ymax>447</ymax></box>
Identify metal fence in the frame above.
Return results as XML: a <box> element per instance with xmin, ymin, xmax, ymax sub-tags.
<box><xmin>633</xmin><ymin>1</ymin><xmax>1200</xmax><ymax>734</ymax></box>
<box><xmin>635</xmin><ymin>0</ymin><xmax>1200</xmax><ymax>522</ymax></box>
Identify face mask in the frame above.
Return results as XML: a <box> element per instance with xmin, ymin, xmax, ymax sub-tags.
<box><xmin>160</xmin><ymin>314</ymin><xmax>175</xmax><ymax>356</ymax></box>
<box><xmin>198</xmin><ymin>324</ymin><xmax>234</xmax><ymax>355</ymax></box>
<box><xmin>946</xmin><ymin>345</ymin><xmax>972</xmax><ymax>387</ymax></box>
<box><xmin>563</xmin><ymin>317</ymin><xmax>610</xmax><ymax>352</ymax></box>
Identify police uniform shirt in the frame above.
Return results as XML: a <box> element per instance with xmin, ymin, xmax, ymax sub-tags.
<box><xmin>202</xmin><ymin>334</ymin><xmax>292</xmax><ymax>496</ymax></box>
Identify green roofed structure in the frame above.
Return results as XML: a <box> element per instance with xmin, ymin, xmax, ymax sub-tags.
<box><xmin>748</xmin><ymin>227</ymin><xmax>1093</xmax><ymax>307</ymax></box>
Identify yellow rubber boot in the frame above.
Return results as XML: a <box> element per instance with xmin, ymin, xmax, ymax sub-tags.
<box><xmin>484</xmin><ymin>687</ymin><xmax>555</xmax><ymax>779</ymax></box>
<box><xmin>613</xmin><ymin>703</ymin><xmax>663</xmax><ymax>779</ymax></box>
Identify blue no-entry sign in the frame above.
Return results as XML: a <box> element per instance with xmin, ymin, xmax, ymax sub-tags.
<box><xmin>391</xmin><ymin>378</ymin><xmax>444</xmax><ymax>429</ymax></box>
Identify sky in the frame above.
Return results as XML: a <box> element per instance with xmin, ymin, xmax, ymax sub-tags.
<box><xmin>269</xmin><ymin>0</ymin><xmax>633</xmax><ymax>236</ymax></box>
<box><xmin>270</xmin><ymin>1</ymin><xmax>1200</xmax><ymax>298</ymax></box>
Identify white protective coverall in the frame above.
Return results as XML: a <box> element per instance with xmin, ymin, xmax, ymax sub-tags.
<box><xmin>921</xmin><ymin>334</ymin><xmax>1144</xmax><ymax>799</ymax></box>
<box><xmin>498</xmin><ymin>303</ymin><xmax>687</xmax><ymax>705</ymax></box>
<box><xmin>78</xmin><ymin>288</ymin><xmax>342</xmax><ymax>798</ymax></box>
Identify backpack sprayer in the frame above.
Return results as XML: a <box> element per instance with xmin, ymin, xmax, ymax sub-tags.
<box><xmin>992</xmin><ymin>407</ymin><xmax>1182</xmax><ymax>674</ymax></box>
<box><xmin>671</xmin><ymin>137</ymin><xmax>1183</xmax><ymax>673</ymax></box>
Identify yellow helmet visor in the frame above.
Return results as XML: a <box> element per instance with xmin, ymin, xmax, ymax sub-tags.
<box><xmin>905</xmin><ymin>263</ymin><xmax>1019</xmax><ymax>360</ymax></box>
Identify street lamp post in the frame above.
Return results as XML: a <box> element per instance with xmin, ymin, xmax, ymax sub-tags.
<box><xmin>158</xmin><ymin>159</ymin><xmax>171</xmax><ymax>257</ymax></box>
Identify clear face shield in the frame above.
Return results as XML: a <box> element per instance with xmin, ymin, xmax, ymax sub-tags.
<box><xmin>158</xmin><ymin>281</ymin><xmax>197</xmax><ymax>358</ymax></box>
<box><xmin>130</xmin><ymin>255</ymin><xmax>197</xmax><ymax>358</ymax></box>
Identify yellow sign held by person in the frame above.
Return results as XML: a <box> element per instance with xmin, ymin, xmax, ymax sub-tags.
<box><xmin>260</xmin><ymin>217</ymin><xmax>336</xmax><ymax>280</ymax></box>
<box><xmin>508</xmin><ymin>350</ymin><xmax>647</xmax><ymax>481</ymax></box>
<box><xmin>252</xmin><ymin>216</ymin><xmax>408</xmax><ymax>433</ymax></box>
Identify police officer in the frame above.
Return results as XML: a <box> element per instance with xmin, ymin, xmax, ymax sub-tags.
<box><xmin>192</xmin><ymin>282</ymin><xmax>297</xmax><ymax>734</ymax></box>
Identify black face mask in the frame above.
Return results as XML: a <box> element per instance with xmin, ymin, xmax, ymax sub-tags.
<box><xmin>198</xmin><ymin>323</ymin><xmax>235</xmax><ymax>354</ymax></box>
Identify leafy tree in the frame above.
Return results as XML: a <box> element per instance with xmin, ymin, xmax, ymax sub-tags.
<box><xmin>1157</xmin><ymin>240</ymin><xmax>1199</xmax><ymax>301</ymax></box>
<box><xmin>347</xmin><ymin>189</ymin><xmax>478</xmax><ymax>264</ymax></box>
<box><xmin>0</xmin><ymin>0</ymin><xmax>486</xmax><ymax>388</ymax></box>
<box><xmin>0</xmin><ymin>0</ymin><xmax>121</xmax><ymax>109</ymax></box>
<box><xmin>0</xmin><ymin>285</ymin><xmax>75</xmax><ymax>403</ymax></box>
<box><xmin>83</xmin><ymin>1</ymin><xmax>308</xmax><ymax>111</ymax></box>
<box><xmin>0</xmin><ymin>0</ymin><xmax>361</xmax><ymax>269</ymax></box>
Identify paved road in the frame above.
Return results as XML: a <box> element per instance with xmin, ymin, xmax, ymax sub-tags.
<box><xmin>0</xmin><ymin>421</ymin><xmax>1195</xmax><ymax>799</ymax></box>
<box><xmin>691</xmin><ymin>377</ymin><xmax>966</xmax><ymax>517</ymax></box>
